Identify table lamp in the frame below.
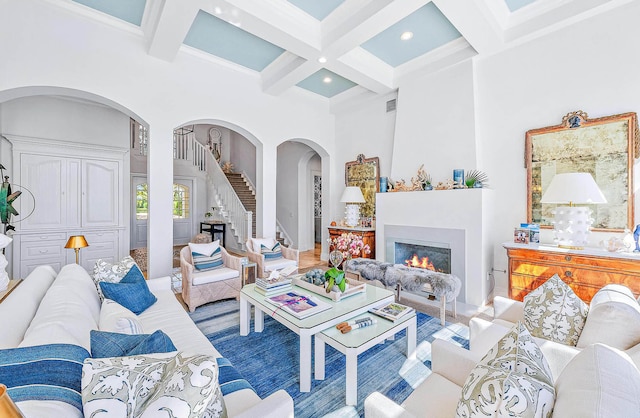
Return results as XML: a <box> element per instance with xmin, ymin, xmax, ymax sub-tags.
<box><xmin>0</xmin><ymin>384</ymin><xmax>24</xmax><ymax>417</ymax></box>
<box><xmin>340</xmin><ymin>186</ymin><xmax>365</xmax><ymax>227</ymax></box>
<box><xmin>64</xmin><ymin>235</ymin><xmax>89</xmax><ymax>264</ymax></box>
<box><xmin>540</xmin><ymin>172</ymin><xmax>607</xmax><ymax>249</ymax></box>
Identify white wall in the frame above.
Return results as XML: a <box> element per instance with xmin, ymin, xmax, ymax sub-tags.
<box><xmin>0</xmin><ymin>0</ymin><xmax>335</xmax><ymax>278</ymax></box>
<box><xmin>230</xmin><ymin>131</ymin><xmax>256</xmax><ymax>186</ymax></box>
<box><xmin>475</xmin><ymin>0</ymin><xmax>640</xmax><ymax>292</ymax></box>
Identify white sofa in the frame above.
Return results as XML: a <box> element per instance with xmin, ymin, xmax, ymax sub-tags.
<box><xmin>0</xmin><ymin>264</ymin><xmax>293</xmax><ymax>418</ymax></box>
<box><xmin>365</xmin><ymin>285</ymin><xmax>640</xmax><ymax>417</ymax></box>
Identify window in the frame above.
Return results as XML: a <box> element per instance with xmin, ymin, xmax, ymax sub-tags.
<box><xmin>173</xmin><ymin>184</ymin><xmax>190</xmax><ymax>219</ymax></box>
<box><xmin>135</xmin><ymin>183</ymin><xmax>190</xmax><ymax>220</ymax></box>
<box><xmin>136</xmin><ymin>183</ymin><xmax>148</xmax><ymax>220</ymax></box>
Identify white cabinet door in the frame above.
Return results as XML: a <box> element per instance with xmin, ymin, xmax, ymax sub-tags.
<box><xmin>82</xmin><ymin>159</ymin><xmax>119</xmax><ymax>227</ymax></box>
<box><xmin>20</xmin><ymin>154</ymin><xmax>80</xmax><ymax>229</ymax></box>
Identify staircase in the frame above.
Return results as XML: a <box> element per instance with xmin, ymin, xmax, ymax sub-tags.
<box><xmin>225</xmin><ymin>173</ymin><xmax>256</xmax><ymax>238</ymax></box>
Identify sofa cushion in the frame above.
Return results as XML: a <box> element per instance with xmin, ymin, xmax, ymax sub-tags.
<box><xmin>523</xmin><ymin>274</ymin><xmax>588</xmax><ymax>346</ymax></box>
<box><xmin>577</xmin><ymin>284</ymin><xmax>640</xmax><ymax>350</ymax></box>
<box><xmin>260</xmin><ymin>241</ymin><xmax>282</xmax><ymax>260</ymax></box>
<box><xmin>99</xmin><ymin>299</ymin><xmax>144</xmax><ymax>335</ymax></box>
<box><xmin>456</xmin><ymin>322</ymin><xmax>555</xmax><ymax>417</ymax></box>
<box><xmin>90</xmin><ymin>330</ymin><xmax>177</xmax><ymax>358</ymax></box>
<box><xmin>0</xmin><ymin>343</ymin><xmax>90</xmax><ymax>414</ymax></box>
<box><xmin>554</xmin><ymin>343</ymin><xmax>640</xmax><ymax>417</ymax></box>
<box><xmin>251</xmin><ymin>237</ymin><xmax>276</xmax><ymax>252</ymax></box>
<box><xmin>192</xmin><ymin>267</ymin><xmax>240</xmax><ymax>286</ymax></box>
<box><xmin>100</xmin><ymin>265</ymin><xmax>157</xmax><ymax>315</ymax></box>
<box><xmin>189</xmin><ymin>240</ymin><xmax>224</xmax><ymax>271</ymax></box>
<box><xmin>92</xmin><ymin>255</ymin><xmax>137</xmax><ymax>301</ymax></box>
<box><xmin>19</xmin><ymin>264</ymin><xmax>100</xmax><ymax>350</ymax></box>
<box><xmin>0</xmin><ymin>265</ymin><xmax>57</xmax><ymax>349</ymax></box>
<box><xmin>264</xmin><ymin>258</ymin><xmax>297</xmax><ymax>272</ymax></box>
<box><xmin>82</xmin><ymin>353</ymin><xmax>225</xmax><ymax>418</ymax></box>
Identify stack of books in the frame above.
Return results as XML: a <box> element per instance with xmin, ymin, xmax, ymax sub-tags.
<box><xmin>255</xmin><ymin>277</ymin><xmax>292</xmax><ymax>296</ymax></box>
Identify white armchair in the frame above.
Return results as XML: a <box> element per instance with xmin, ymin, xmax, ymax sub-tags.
<box><xmin>180</xmin><ymin>245</ymin><xmax>242</xmax><ymax>312</ymax></box>
<box><xmin>245</xmin><ymin>237</ymin><xmax>298</xmax><ymax>278</ymax></box>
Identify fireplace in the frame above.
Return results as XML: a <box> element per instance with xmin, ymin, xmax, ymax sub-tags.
<box><xmin>395</xmin><ymin>242</ymin><xmax>451</xmax><ymax>273</ymax></box>
<box><xmin>384</xmin><ymin>225</ymin><xmax>466</xmax><ymax>302</ymax></box>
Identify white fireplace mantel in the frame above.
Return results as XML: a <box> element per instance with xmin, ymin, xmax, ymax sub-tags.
<box><xmin>376</xmin><ymin>188</ymin><xmax>495</xmax><ymax>307</ymax></box>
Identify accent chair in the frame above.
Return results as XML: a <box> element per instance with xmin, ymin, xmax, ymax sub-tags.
<box><xmin>245</xmin><ymin>237</ymin><xmax>299</xmax><ymax>278</ymax></box>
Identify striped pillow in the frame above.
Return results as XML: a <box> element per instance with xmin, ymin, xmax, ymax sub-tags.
<box><xmin>192</xmin><ymin>246</ymin><xmax>224</xmax><ymax>271</ymax></box>
<box><xmin>261</xmin><ymin>242</ymin><xmax>282</xmax><ymax>260</ymax></box>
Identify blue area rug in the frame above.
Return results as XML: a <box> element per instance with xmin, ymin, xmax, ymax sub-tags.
<box><xmin>189</xmin><ymin>299</ymin><xmax>469</xmax><ymax>418</ymax></box>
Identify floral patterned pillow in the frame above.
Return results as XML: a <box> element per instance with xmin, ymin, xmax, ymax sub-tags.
<box><xmin>82</xmin><ymin>353</ymin><xmax>226</xmax><ymax>418</ymax></box>
<box><xmin>456</xmin><ymin>322</ymin><xmax>555</xmax><ymax>418</ymax></box>
<box><xmin>524</xmin><ymin>274</ymin><xmax>589</xmax><ymax>346</ymax></box>
<box><xmin>92</xmin><ymin>256</ymin><xmax>137</xmax><ymax>300</ymax></box>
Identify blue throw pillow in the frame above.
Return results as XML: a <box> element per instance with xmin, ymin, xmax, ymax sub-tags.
<box><xmin>0</xmin><ymin>344</ymin><xmax>89</xmax><ymax>413</ymax></box>
<box><xmin>192</xmin><ymin>246</ymin><xmax>224</xmax><ymax>271</ymax></box>
<box><xmin>261</xmin><ymin>242</ymin><xmax>282</xmax><ymax>260</ymax></box>
<box><xmin>90</xmin><ymin>330</ymin><xmax>177</xmax><ymax>358</ymax></box>
<box><xmin>99</xmin><ymin>265</ymin><xmax>157</xmax><ymax>314</ymax></box>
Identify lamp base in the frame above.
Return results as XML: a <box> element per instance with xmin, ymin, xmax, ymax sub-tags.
<box><xmin>552</xmin><ymin>206</ymin><xmax>593</xmax><ymax>249</ymax></box>
<box><xmin>344</xmin><ymin>204</ymin><xmax>360</xmax><ymax>228</ymax></box>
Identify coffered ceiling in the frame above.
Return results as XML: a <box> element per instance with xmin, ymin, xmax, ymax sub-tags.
<box><xmin>62</xmin><ymin>0</ymin><xmax>623</xmax><ymax>104</ymax></box>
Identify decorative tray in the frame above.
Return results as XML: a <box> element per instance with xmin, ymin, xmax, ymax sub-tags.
<box><xmin>292</xmin><ymin>276</ymin><xmax>366</xmax><ymax>302</ymax></box>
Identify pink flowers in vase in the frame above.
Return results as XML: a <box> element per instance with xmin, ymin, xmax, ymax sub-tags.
<box><xmin>329</xmin><ymin>232</ymin><xmax>371</xmax><ymax>260</ymax></box>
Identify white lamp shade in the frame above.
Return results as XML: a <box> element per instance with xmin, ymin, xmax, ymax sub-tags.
<box><xmin>340</xmin><ymin>186</ymin><xmax>365</xmax><ymax>203</ymax></box>
<box><xmin>540</xmin><ymin>173</ymin><xmax>607</xmax><ymax>204</ymax></box>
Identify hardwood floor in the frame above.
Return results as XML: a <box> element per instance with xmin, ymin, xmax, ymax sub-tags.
<box><xmin>299</xmin><ymin>242</ymin><xmax>323</xmax><ymax>270</ymax></box>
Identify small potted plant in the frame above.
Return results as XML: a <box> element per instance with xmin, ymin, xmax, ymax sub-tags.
<box><xmin>205</xmin><ymin>207</ymin><xmax>217</xmax><ymax>220</ymax></box>
<box><xmin>324</xmin><ymin>267</ymin><xmax>347</xmax><ymax>293</ymax></box>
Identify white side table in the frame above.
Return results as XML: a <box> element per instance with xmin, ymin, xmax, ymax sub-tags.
<box><xmin>314</xmin><ymin>312</ymin><xmax>417</xmax><ymax>406</ymax></box>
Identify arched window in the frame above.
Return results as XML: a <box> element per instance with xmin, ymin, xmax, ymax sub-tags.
<box><xmin>135</xmin><ymin>183</ymin><xmax>190</xmax><ymax>219</ymax></box>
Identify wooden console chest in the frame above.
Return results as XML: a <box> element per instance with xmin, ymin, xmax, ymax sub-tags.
<box><xmin>328</xmin><ymin>227</ymin><xmax>375</xmax><ymax>260</ymax></box>
<box><xmin>504</xmin><ymin>243</ymin><xmax>640</xmax><ymax>302</ymax></box>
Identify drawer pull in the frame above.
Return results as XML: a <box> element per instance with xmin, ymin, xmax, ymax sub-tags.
<box><xmin>565</xmin><ymin>256</ymin><xmax>572</xmax><ymax>262</ymax></box>
<box><xmin>564</xmin><ymin>271</ymin><xmax>572</xmax><ymax>278</ymax></box>
<box><xmin>39</xmin><ymin>249</ymin><xmax>49</xmax><ymax>254</ymax></box>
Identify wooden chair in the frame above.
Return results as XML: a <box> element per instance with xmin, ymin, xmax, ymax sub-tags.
<box><xmin>179</xmin><ymin>245</ymin><xmax>242</xmax><ymax>312</ymax></box>
<box><xmin>245</xmin><ymin>238</ymin><xmax>299</xmax><ymax>278</ymax></box>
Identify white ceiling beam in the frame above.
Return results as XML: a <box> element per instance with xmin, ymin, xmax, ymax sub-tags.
<box><xmin>394</xmin><ymin>38</ymin><xmax>477</xmax><ymax>83</ymax></box>
<box><xmin>432</xmin><ymin>0</ymin><xmax>504</xmax><ymax>55</ymax></box>
<box><xmin>262</xmin><ymin>53</ymin><xmax>317</xmax><ymax>95</ymax></box>
<box><xmin>147</xmin><ymin>0</ymin><xmax>201</xmax><ymax>62</ymax></box>
<box><xmin>333</xmin><ymin>50</ymin><xmax>395</xmax><ymax>92</ymax></box>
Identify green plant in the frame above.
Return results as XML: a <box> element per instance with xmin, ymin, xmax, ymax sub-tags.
<box><xmin>324</xmin><ymin>267</ymin><xmax>346</xmax><ymax>293</ymax></box>
<box><xmin>465</xmin><ymin>170</ymin><xmax>489</xmax><ymax>188</ymax></box>
<box><xmin>205</xmin><ymin>207</ymin><xmax>217</xmax><ymax>218</ymax></box>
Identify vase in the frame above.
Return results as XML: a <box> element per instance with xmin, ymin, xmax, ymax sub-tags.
<box><xmin>329</xmin><ymin>250</ymin><xmax>344</xmax><ymax>269</ymax></box>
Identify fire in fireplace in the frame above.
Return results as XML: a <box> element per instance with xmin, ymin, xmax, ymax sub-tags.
<box><xmin>395</xmin><ymin>242</ymin><xmax>451</xmax><ymax>274</ymax></box>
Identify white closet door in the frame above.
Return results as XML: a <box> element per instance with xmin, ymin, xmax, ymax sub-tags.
<box><xmin>82</xmin><ymin>159</ymin><xmax>119</xmax><ymax>227</ymax></box>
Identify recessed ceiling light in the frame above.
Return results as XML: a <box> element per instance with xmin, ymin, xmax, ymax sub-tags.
<box><xmin>323</xmin><ymin>76</ymin><xmax>332</xmax><ymax>83</ymax></box>
<box><xmin>400</xmin><ymin>31</ymin><xmax>414</xmax><ymax>41</ymax></box>
<box><xmin>318</xmin><ymin>57</ymin><xmax>327</xmax><ymax>63</ymax></box>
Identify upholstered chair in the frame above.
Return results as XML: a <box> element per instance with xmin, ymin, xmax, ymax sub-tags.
<box><xmin>179</xmin><ymin>244</ymin><xmax>242</xmax><ymax>312</ymax></box>
<box><xmin>245</xmin><ymin>237</ymin><xmax>299</xmax><ymax>278</ymax></box>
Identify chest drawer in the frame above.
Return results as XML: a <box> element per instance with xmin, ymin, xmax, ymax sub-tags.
<box><xmin>21</xmin><ymin>239</ymin><xmax>67</xmax><ymax>260</ymax></box>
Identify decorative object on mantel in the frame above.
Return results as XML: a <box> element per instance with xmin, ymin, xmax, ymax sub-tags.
<box><xmin>453</xmin><ymin>169</ymin><xmax>464</xmax><ymax>188</ymax></box>
<box><xmin>220</xmin><ymin>161</ymin><xmax>234</xmax><ymax>173</ymax></box>
<box><xmin>340</xmin><ymin>186</ymin><xmax>366</xmax><ymax>227</ymax></box>
<box><xmin>345</xmin><ymin>154</ymin><xmax>379</xmax><ymax>218</ymax></box>
<box><xmin>465</xmin><ymin>170</ymin><xmax>489</xmax><ymax>188</ymax></box>
<box><xmin>526</xmin><ymin>110</ymin><xmax>638</xmax><ymax>232</ymax></box>
<box><xmin>435</xmin><ymin>179</ymin><xmax>455</xmax><ymax>190</ymax></box>
<box><xmin>540</xmin><ymin>172</ymin><xmax>607</xmax><ymax>249</ymax></box>
<box><xmin>412</xmin><ymin>165</ymin><xmax>431</xmax><ymax>191</ymax></box>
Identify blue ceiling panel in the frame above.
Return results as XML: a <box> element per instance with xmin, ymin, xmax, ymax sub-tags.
<box><xmin>287</xmin><ymin>0</ymin><xmax>344</xmax><ymax>21</ymax></box>
<box><xmin>184</xmin><ymin>10</ymin><xmax>285</xmax><ymax>72</ymax></box>
<box><xmin>72</xmin><ymin>0</ymin><xmax>146</xmax><ymax>26</ymax></box>
<box><xmin>505</xmin><ymin>0</ymin><xmax>537</xmax><ymax>12</ymax></box>
<box><xmin>296</xmin><ymin>69</ymin><xmax>356</xmax><ymax>98</ymax></box>
<box><xmin>361</xmin><ymin>3</ymin><xmax>461</xmax><ymax>67</ymax></box>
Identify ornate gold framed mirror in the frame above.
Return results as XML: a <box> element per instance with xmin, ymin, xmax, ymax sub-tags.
<box><xmin>345</xmin><ymin>154</ymin><xmax>379</xmax><ymax>218</ymax></box>
<box><xmin>525</xmin><ymin>111</ymin><xmax>638</xmax><ymax>232</ymax></box>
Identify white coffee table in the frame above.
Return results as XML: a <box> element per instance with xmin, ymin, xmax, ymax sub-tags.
<box><xmin>239</xmin><ymin>283</ymin><xmax>395</xmax><ymax>392</ymax></box>
<box><xmin>314</xmin><ymin>312</ymin><xmax>417</xmax><ymax>405</ymax></box>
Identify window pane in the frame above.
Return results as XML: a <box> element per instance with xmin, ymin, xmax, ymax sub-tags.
<box><xmin>136</xmin><ymin>183</ymin><xmax>148</xmax><ymax>220</ymax></box>
<box><xmin>173</xmin><ymin>184</ymin><xmax>190</xmax><ymax>219</ymax></box>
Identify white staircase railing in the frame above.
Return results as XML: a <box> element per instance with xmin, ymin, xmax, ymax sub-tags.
<box><xmin>173</xmin><ymin>132</ymin><xmax>252</xmax><ymax>248</ymax></box>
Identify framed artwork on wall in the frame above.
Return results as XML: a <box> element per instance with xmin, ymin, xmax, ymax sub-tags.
<box><xmin>345</xmin><ymin>154</ymin><xmax>379</xmax><ymax>219</ymax></box>
<box><xmin>525</xmin><ymin>111</ymin><xmax>638</xmax><ymax>231</ymax></box>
